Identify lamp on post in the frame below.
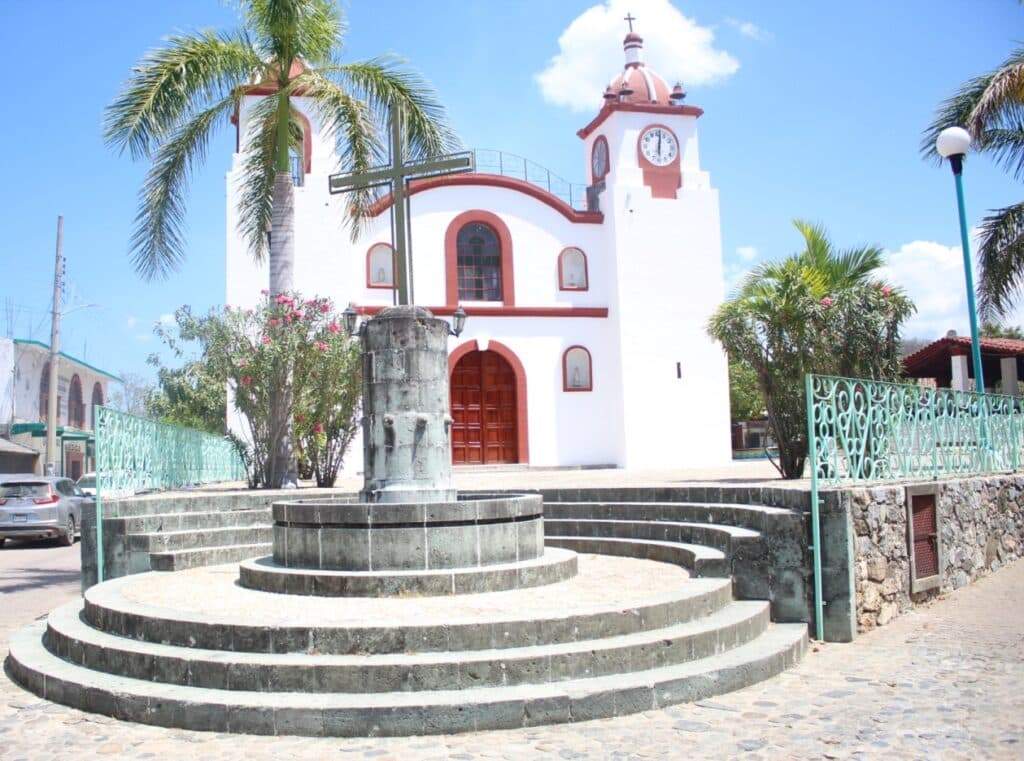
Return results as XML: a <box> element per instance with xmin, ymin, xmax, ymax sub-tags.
<box><xmin>450</xmin><ymin>305</ymin><xmax>467</xmax><ymax>338</ymax></box>
<box><xmin>342</xmin><ymin>304</ymin><xmax>360</xmax><ymax>337</ymax></box>
<box><xmin>936</xmin><ymin>126</ymin><xmax>985</xmax><ymax>394</ymax></box>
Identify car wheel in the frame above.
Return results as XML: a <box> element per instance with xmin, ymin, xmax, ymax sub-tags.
<box><xmin>0</xmin><ymin>537</ymin><xmax>5</xmax><ymax>549</ymax></box>
<box><xmin>59</xmin><ymin>516</ymin><xmax>75</xmax><ymax>547</ymax></box>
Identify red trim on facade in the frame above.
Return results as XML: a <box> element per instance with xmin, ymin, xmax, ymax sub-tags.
<box><xmin>637</xmin><ymin>124</ymin><xmax>682</xmax><ymax>200</ymax></box>
<box><xmin>577</xmin><ymin>102</ymin><xmax>704</xmax><ymax>140</ymax></box>
<box><xmin>558</xmin><ymin>247</ymin><xmax>590</xmax><ymax>292</ymax></box>
<box><xmin>448</xmin><ymin>339</ymin><xmax>530</xmax><ymax>463</ymax></box>
<box><xmin>562</xmin><ymin>345</ymin><xmax>594</xmax><ymax>392</ymax></box>
<box><xmin>355</xmin><ymin>305</ymin><xmax>608</xmax><ymax>318</ymax></box>
<box><xmin>591</xmin><ymin>136</ymin><xmax>610</xmax><ymax>183</ymax></box>
<box><xmin>368</xmin><ymin>174</ymin><xmax>604</xmax><ymax>225</ymax></box>
<box><xmin>365</xmin><ymin>242</ymin><xmax>396</xmax><ymax>290</ymax></box>
<box><xmin>445</xmin><ymin>211</ymin><xmax>516</xmax><ymax>307</ymax></box>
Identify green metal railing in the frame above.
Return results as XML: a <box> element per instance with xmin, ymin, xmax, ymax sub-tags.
<box><xmin>804</xmin><ymin>373</ymin><xmax>1023</xmax><ymax>639</ymax></box>
<box><xmin>94</xmin><ymin>406</ymin><xmax>245</xmax><ymax>582</ymax></box>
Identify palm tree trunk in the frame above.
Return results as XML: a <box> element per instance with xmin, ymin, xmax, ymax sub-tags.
<box><xmin>269</xmin><ymin>170</ymin><xmax>297</xmax><ymax>487</ymax></box>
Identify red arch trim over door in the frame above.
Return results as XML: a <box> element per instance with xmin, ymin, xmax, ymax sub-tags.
<box><xmin>445</xmin><ymin>210</ymin><xmax>515</xmax><ymax>307</ymax></box>
<box><xmin>449</xmin><ymin>339</ymin><xmax>529</xmax><ymax>463</ymax></box>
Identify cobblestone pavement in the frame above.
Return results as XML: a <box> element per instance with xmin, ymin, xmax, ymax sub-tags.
<box><xmin>2</xmin><ymin>558</ymin><xmax>1021</xmax><ymax>760</ymax></box>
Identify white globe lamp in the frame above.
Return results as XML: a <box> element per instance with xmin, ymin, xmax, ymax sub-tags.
<box><xmin>935</xmin><ymin>126</ymin><xmax>971</xmax><ymax>159</ymax></box>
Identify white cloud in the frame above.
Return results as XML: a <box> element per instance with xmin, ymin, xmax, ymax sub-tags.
<box><xmin>879</xmin><ymin>234</ymin><xmax>1024</xmax><ymax>340</ymax></box>
<box><xmin>536</xmin><ymin>0</ymin><xmax>739</xmax><ymax>112</ymax></box>
<box><xmin>725</xmin><ymin>18</ymin><xmax>771</xmax><ymax>41</ymax></box>
<box><xmin>736</xmin><ymin>245</ymin><xmax>758</xmax><ymax>262</ymax></box>
<box><xmin>158</xmin><ymin>313</ymin><xmax>175</xmax><ymax>326</ymax></box>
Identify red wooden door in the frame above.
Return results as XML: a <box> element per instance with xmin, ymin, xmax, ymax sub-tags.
<box><xmin>451</xmin><ymin>350</ymin><xmax>518</xmax><ymax>464</ymax></box>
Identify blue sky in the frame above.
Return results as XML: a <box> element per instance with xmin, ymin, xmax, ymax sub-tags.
<box><xmin>1</xmin><ymin>0</ymin><xmax>1022</xmax><ymax>382</ymax></box>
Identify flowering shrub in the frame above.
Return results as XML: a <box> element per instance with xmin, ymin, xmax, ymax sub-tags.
<box><xmin>157</xmin><ymin>294</ymin><xmax>361</xmax><ymax>488</ymax></box>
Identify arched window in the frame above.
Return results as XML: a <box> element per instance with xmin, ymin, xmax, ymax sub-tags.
<box><xmin>563</xmin><ymin>346</ymin><xmax>593</xmax><ymax>392</ymax></box>
<box><xmin>38</xmin><ymin>362</ymin><xmax>50</xmax><ymax>421</ymax></box>
<box><xmin>68</xmin><ymin>375</ymin><xmax>85</xmax><ymax>429</ymax></box>
<box><xmin>91</xmin><ymin>383</ymin><xmax>104</xmax><ymax>429</ymax></box>
<box><xmin>457</xmin><ymin>222</ymin><xmax>503</xmax><ymax>301</ymax></box>
<box><xmin>366</xmin><ymin>243</ymin><xmax>395</xmax><ymax>288</ymax></box>
<box><xmin>558</xmin><ymin>247</ymin><xmax>589</xmax><ymax>291</ymax></box>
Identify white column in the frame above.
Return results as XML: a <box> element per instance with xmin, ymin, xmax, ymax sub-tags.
<box><xmin>951</xmin><ymin>354</ymin><xmax>970</xmax><ymax>391</ymax></box>
<box><xmin>1000</xmin><ymin>356</ymin><xmax>1020</xmax><ymax>396</ymax></box>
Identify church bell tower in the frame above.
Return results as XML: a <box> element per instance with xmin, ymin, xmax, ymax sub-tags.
<box><xmin>579</xmin><ymin>24</ymin><xmax>732</xmax><ymax>468</ymax></box>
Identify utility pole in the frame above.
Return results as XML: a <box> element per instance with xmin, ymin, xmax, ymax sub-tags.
<box><xmin>45</xmin><ymin>216</ymin><xmax>63</xmax><ymax>476</ymax></box>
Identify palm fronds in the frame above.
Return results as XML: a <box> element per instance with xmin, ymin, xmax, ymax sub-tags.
<box><xmin>976</xmin><ymin>202</ymin><xmax>1024</xmax><ymax>320</ymax></box>
<box><xmin>130</xmin><ymin>93</ymin><xmax>241</xmax><ymax>279</ymax></box>
<box><xmin>105</xmin><ymin>31</ymin><xmax>260</xmax><ymax>160</ymax></box>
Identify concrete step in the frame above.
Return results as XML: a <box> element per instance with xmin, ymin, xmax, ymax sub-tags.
<box><xmin>44</xmin><ymin>599</ymin><xmax>770</xmax><ymax>693</ymax></box>
<box><xmin>83</xmin><ymin>571</ymin><xmax>735</xmax><ymax>654</ymax></box>
<box><xmin>148</xmin><ymin>542</ymin><xmax>272</xmax><ymax>571</ymax></box>
<box><xmin>130</xmin><ymin>526</ymin><xmax>273</xmax><ymax>553</ymax></box>
<box><xmin>544</xmin><ymin>502</ymin><xmax>794</xmax><ymax>532</ymax></box>
<box><xmin>8</xmin><ymin>618</ymin><xmax>807</xmax><ymax>736</ymax></box>
<box><xmin>544</xmin><ymin>519</ymin><xmax>762</xmax><ymax>557</ymax></box>
<box><xmin>113</xmin><ymin>509</ymin><xmax>272</xmax><ymax>534</ymax></box>
<box><xmin>545</xmin><ymin>536</ymin><xmax>730</xmax><ymax>578</ymax></box>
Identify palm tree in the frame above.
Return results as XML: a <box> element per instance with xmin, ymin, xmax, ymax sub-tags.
<box><xmin>709</xmin><ymin>221</ymin><xmax>912</xmax><ymax>478</ymax></box>
<box><xmin>105</xmin><ymin>0</ymin><xmax>455</xmax><ymax>487</ymax></box>
<box><xmin>923</xmin><ymin>46</ymin><xmax>1024</xmax><ymax>320</ymax></box>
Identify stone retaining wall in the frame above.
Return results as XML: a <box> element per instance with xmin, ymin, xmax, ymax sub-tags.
<box><xmin>838</xmin><ymin>476</ymin><xmax>1024</xmax><ymax>631</ymax></box>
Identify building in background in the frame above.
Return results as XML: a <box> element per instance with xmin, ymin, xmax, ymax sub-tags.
<box><xmin>0</xmin><ymin>338</ymin><xmax>121</xmax><ymax>477</ymax></box>
<box><xmin>903</xmin><ymin>331</ymin><xmax>1024</xmax><ymax>395</ymax></box>
<box><xmin>225</xmin><ymin>29</ymin><xmax>732</xmax><ymax>471</ymax></box>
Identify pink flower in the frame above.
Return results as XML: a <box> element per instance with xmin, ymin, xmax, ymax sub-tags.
<box><xmin>275</xmin><ymin>294</ymin><xmax>293</xmax><ymax>306</ymax></box>
<box><xmin>821</xmin><ymin>296</ymin><xmax>834</xmax><ymax>308</ymax></box>
<box><xmin>315</xmin><ymin>341</ymin><xmax>329</xmax><ymax>352</ymax></box>
<box><xmin>319</xmin><ymin>302</ymin><xmax>330</xmax><ymax>314</ymax></box>
<box><xmin>313</xmin><ymin>422</ymin><xmax>324</xmax><ymax>434</ymax></box>
<box><xmin>291</xmin><ymin>309</ymin><xmax>306</xmax><ymax>321</ymax></box>
<box><xmin>328</xmin><ymin>322</ymin><xmax>340</xmax><ymax>334</ymax></box>
<box><xmin>881</xmin><ymin>286</ymin><xmax>892</xmax><ymax>297</ymax></box>
<box><xmin>268</xmin><ymin>318</ymin><xmax>281</xmax><ymax>328</ymax></box>
<box><xmin>261</xmin><ymin>335</ymin><xmax>271</xmax><ymax>345</ymax></box>
<box><xmin>238</xmin><ymin>358</ymin><xmax>249</xmax><ymax>368</ymax></box>
<box><xmin>240</xmin><ymin>376</ymin><xmax>253</xmax><ymax>387</ymax></box>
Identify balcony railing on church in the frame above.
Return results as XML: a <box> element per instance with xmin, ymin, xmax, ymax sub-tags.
<box><xmin>471</xmin><ymin>150</ymin><xmax>590</xmax><ymax>211</ymax></box>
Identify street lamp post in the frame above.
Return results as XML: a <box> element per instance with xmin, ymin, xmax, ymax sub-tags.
<box><xmin>936</xmin><ymin>126</ymin><xmax>985</xmax><ymax>395</ymax></box>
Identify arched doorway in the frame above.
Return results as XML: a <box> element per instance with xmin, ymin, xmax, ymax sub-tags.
<box><xmin>450</xmin><ymin>349</ymin><xmax>519</xmax><ymax>465</ymax></box>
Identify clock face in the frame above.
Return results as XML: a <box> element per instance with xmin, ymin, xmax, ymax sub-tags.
<box><xmin>591</xmin><ymin>138</ymin><xmax>608</xmax><ymax>179</ymax></box>
<box><xmin>639</xmin><ymin>127</ymin><xmax>678</xmax><ymax>167</ymax></box>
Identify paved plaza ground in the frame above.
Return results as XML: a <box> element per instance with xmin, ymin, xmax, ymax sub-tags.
<box><xmin>0</xmin><ymin>464</ymin><xmax>1021</xmax><ymax>759</ymax></box>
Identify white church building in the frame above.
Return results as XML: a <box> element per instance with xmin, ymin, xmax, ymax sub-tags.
<box><xmin>226</xmin><ymin>30</ymin><xmax>731</xmax><ymax>471</ymax></box>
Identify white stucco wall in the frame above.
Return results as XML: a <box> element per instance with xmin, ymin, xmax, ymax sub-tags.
<box><xmin>226</xmin><ymin>91</ymin><xmax>731</xmax><ymax>472</ymax></box>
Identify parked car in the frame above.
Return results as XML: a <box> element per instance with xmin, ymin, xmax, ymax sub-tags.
<box><xmin>77</xmin><ymin>472</ymin><xmax>96</xmax><ymax>498</ymax></box>
<box><xmin>0</xmin><ymin>475</ymin><xmax>89</xmax><ymax>548</ymax></box>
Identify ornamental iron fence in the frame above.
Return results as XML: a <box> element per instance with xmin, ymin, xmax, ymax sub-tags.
<box><xmin>806</xmin><ymin>374</ymin><xmax>1021</xmax><ymax>486</ymax></box>
<box><xmin>94</xmin><ymin>406</ymin><xmax>245</xmax><ymax>582</ymax></box>
<box><xmin>95</xmin><ymin>406</ymin><xmax>245</xmax><ymax>498</ymax></box>
<box><xmin>804</xmin><ymin>373</ymin><xmax>1021</xmax><ymax>641</ymax></box>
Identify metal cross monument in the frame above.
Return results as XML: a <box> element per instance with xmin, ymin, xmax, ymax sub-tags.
<box><xmin>329</xmin><ymin>109</ymin><xmax>474</xmax><ymax>305</ymax></box>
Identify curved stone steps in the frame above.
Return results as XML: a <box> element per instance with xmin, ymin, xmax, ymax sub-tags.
<box><xmin>544</xmin><ymin>519</ymin><xmax>761</xmax><ymax>556</ymax></box>
<box><xmin>8</xmin><ymin>619</ymin><xmax>807</xmax><ymax>736</ymax></box>
<box><xmin>44</xmin><ymin>599</ymin><xmax>770</xmax><ymax>693</ymax></box>
<box><xmin>545</xmin><ymin>536</ymin><xmax>730</xmax><ymax>578</ymax></box>
<box><xmin>115</xmin><ymin>509</ymin><xmax>272</xmax><ymax>534</ymax></box>
<box><xmin>544</xmin><ymin>502</ymin><xmax>793</xmax><ymax>532</ymax></box>
<box><xmin>132</xmin><ymin>526</ymin><xmax>272</xmax><ymax>553</ymax></box>
<box><xmin>148</xmin><ymin>542</ymin><xmax>272</xmax><ymax>572</ymax></box>
<box><xmin>82</xmin><ymin>570</ymin><xmax>734</xmax><ymax>654</ymax></box>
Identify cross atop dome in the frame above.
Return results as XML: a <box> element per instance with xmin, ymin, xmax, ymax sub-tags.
<box><xmin>623</xmin><ymin>12</ymin><xmax>636</xmax><ymax>33</ymax></box>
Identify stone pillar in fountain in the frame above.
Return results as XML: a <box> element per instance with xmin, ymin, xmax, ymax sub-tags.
<box><xmin>359</xmin><ymin>306</ymin><xmax>456</xmax><ymax>503</ymax></box>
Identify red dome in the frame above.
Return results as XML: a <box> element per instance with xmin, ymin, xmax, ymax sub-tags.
<box><xmin>605</xmin><ymin>33</ymin><xmax>673</xmax><ymax>106</ymax></box>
